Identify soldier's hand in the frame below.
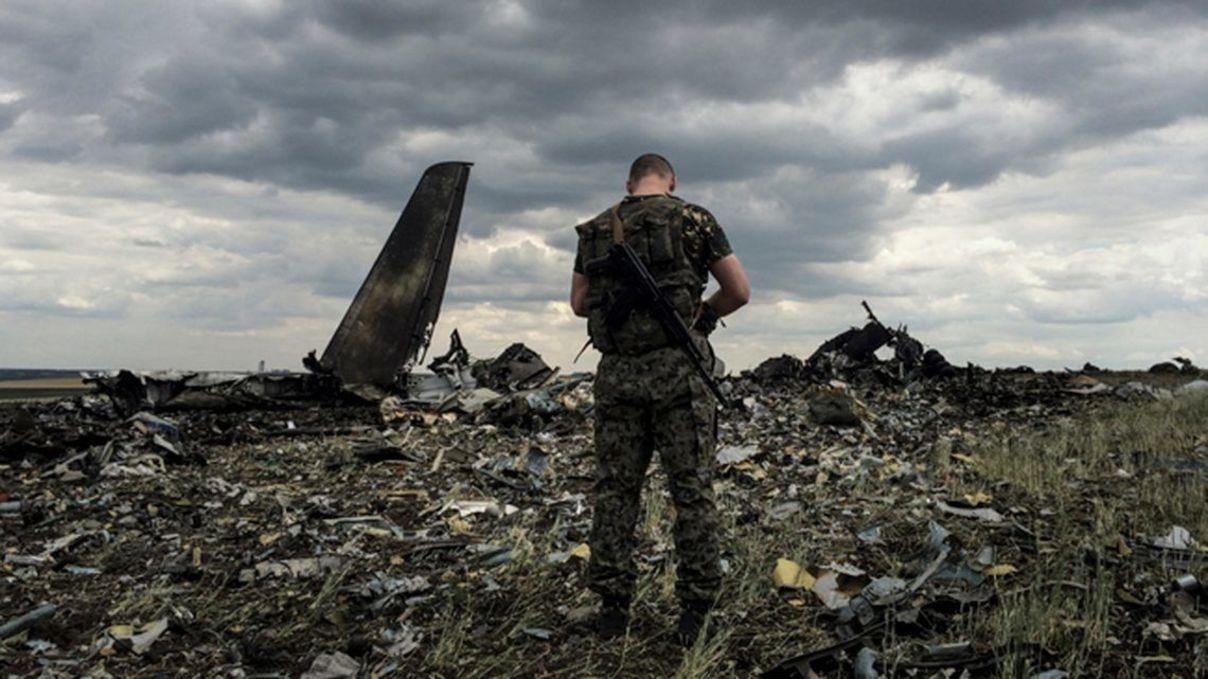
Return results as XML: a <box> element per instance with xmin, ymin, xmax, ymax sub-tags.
<box><xmin>691</xmin><ymin>302</ymin><xmax>721</xmax><ymax>336</ymax></box>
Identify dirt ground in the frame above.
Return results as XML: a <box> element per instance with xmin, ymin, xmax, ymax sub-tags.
<box><xmin>0</xmin><ymin>378</ymin><xmax>89</xmax><ymax>402</ymax></box>
<box><xmin>1</xmin><ymin>368</ymin><xmax>1205</xmax><ymax>677</ymax></box>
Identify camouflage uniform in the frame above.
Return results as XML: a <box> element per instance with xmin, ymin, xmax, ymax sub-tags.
<box><xmin>573</xmin><ymin>194</ymin><xmax>733</xmax><ymax>606</ymax></box>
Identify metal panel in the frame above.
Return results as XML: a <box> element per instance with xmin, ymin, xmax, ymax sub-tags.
<box><xmin>319</xmin><ymin>162</ymin><xmax>472</xmax><ymax>385</ymax></box>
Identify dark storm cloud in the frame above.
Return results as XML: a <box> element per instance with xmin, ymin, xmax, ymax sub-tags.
<box><xmin>961</xmin><ymin>25</ymin><xmax>1208</xmax><ymax>145</ymax></box>
<box><xmin>311</xmin><ymin>0</ymin><xmax>489</xmax><ymax>42</ymax></box>
<box><xmin>107</xmin><ymin>59</ymin><xmax>260</xmax><ymax>145</ymax></box>
<box><xmin>1</xmin><ymin>0</ymin><xmax>1206</xmax><ymax>316</ymax></box>
<box><xmin>0</xmin><ymin>101</ymin><xmax>24</xmax><ymax>132</ymax></box>
<box><xmin>5</xmin><ymin>1</ymin><xmax>1198</xmax><ymax>203</ymax></box>
<box><xmin>12</xmin><ymin>142</ymin><xmax>82</xmax><ymax>162</ymax></box>
<box><xmin>0</xmin><ymin>4</ymin><xmax>90</xmax><ymax>74</ymax></box>
<box><xmin>703</xmin><ymin>167</ymin><xmax>900</xmax><ymax>283</ymax></box>
<box><xmin>884</xmin><ymin>129</ymin><xmax>1012</xmax><ymax>193</ymax></box>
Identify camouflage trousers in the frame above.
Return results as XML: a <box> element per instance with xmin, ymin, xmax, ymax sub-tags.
<box><xmin>586</xmin><ymin>345</ymin><xmax>721</xmax><ymax>606</ymax></box>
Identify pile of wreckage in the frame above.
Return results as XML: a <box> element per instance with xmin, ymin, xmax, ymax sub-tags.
<box><xmin>3</xmin><ymin>161</ymin><xmax>1205</xmax><ymax>675</ymax></box>
<box><xmin>752</xmin><ymin>302</ymin><xmax>960</xmax><ymax>386</ymax></box>
<box><xmin>77</xmin><ymin>330</ymin><xmax>592</xmax><ymax>432</ymax></box>
<box><xmin>748</xmin><ymin>300</ymin><xmax>1204</xmax><ymax>412</ymax></box>
<box><xmin>4</xmin><ymin>302</ymin><xmax>1206</xmax><ymax>676</ymax></box>
<box><xmin>72</xmin><ymin>160</ymin><xmax>588</xmax><ymax>432</ymax></box>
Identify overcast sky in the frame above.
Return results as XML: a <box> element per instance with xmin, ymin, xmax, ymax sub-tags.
<box><xmin>1</xmin><ymin>1</ymin><xmax>1206</xmax><ymax>373</ymax></box>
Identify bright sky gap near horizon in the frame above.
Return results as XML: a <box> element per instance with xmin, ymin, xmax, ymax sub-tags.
<box><xmin>1</xmin><ymin>1</ymin><xmax>1206</xmax><ymax>373</ymax></box>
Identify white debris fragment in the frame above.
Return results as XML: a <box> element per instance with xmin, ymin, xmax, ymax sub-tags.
<box><xmin>936</xmin><ymin>499</ymin><xmax>1005</xmax><ymax>524</ymax></box>
<box><xmin>99</xmin><ymin>618</ymin><xmax>169</xmax><ymax>656</ymax></box>
<box><xmin>253</xmin><ymin>556</ymin><xmax>344</xmax><ymax>580</ymax></box>
<box><xmin>716</xmin><ymin>445</ymin><xmax>758</xmax><ymax>465</ymax></box>
<box><xmin>1149</xmin><ymin>525</ymin><xmax>1194</xmax><ymax>550</ymax></box>
<box><xmin>301</xmin><ymin>651</ymin><xmax>359</xmax><ymax>679</ymax></box>
<box><xmin>1176</xmin><ymin>379</ymin><xmax>1208</xmax><ymax>396</ymax></box>
<box><xmin>383</xmin><ymin>624</ymin><xmax>422</xmax><ymax>658</ymax></box>
<box><xmin>444</xmin><ymin>500</ymin><xmax>519</xmax><ymax>518</ymax></box>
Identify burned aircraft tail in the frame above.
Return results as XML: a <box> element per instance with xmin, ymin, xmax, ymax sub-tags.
<box><xmin>318</xmin><ymin>161</ymin><xmax>472</xmax><ymax>386</ymax></box>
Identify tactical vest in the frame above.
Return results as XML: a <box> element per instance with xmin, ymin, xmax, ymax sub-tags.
<box><xmin>575</xmin><ymin>195</ymin><xmax>706</xmax><ymax>355</ymax></box>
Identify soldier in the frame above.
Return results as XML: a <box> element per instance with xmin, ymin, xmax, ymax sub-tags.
<box><xmin>570</xmin><ymin>153</ymin><xmax>751</xmax><ymax>644</ymax></box>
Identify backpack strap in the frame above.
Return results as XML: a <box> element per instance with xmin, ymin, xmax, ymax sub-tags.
<box><xmin>610</xmin><ymin>203</ymin><xmax>624</xmax><ymax>244</ymax></box>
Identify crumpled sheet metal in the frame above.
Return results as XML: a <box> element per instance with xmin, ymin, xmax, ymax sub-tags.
<box><xmin>82</xmin><ymin>369</ymin><xmax>340</xmax><ymax>411</ymax></box>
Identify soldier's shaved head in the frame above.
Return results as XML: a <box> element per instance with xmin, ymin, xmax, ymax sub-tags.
<box><xmin>628</xmin><ymin>153</ymin><xmax>675</xmax><ymax>183</ymax></box>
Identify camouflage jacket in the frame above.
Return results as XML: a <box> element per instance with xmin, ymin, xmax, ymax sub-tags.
<box><xmin>574</xmin><ymin>194</ymin><xmax>732</xmax><ymax>355</ymax></box>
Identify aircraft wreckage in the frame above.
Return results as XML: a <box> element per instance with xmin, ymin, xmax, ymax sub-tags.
<box><xmin>84</xmin><ymin>161</ymin><xmax>478</xmax><ymax>411</ymax></box>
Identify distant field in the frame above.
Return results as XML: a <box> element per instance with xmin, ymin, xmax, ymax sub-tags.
<box><xmin>0</xmin><ymin>376</ymin><xmax>89</xmax><ymax>401</ymax></box>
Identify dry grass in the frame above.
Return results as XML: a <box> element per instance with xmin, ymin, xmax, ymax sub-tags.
<box><xmin>968</xmin><ymin>394</ymin><xmax>1208</xmax><ymax>676</ymax></box>
<box><xmin>424</xmin><ymin>395</ymin><xmax>1208</xmax><ymax>676</ymax></box>
<box><xmin>975</xmin><ymin>393</ymin><xmax>1208</xmax><ymax>540</ymax></box>
<box><xmin>6</xmin><ymin>390</ymin><xmax>1203</xmax><ymax>677</ymax></box>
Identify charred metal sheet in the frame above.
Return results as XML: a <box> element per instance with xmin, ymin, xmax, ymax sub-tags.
<box><xmin>473</xmin><ymin>343</ymin><xmax>556</xmax><ymax>392</ymax></box>
<box><xmin>319</xmin><ymin>162</ymin><xmax>472</xmax><ymax>386</ymax></box>
<box><xmin>81</xmin><ymin>370</ymin><xmax>340</xmax><ymax>412</ymax></box>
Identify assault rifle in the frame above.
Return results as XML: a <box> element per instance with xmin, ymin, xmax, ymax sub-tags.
<box><xmin>604</xmin><ymin>241</ymin><xmax>730</xmax><ymax>405</ymax></box>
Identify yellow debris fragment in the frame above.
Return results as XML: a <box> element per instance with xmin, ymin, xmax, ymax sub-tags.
<box><xmin>1114</xmin><ymin>534</ymin><xmax>1133</xmax><ymax>557</ymax></box>
<box><xmin>985</xmin><ymin>564</ymin><xmax>1017</xmax><ymax>577</ymax></box>
<box><xmin>570</xmin><ymin>543</ymin><xmax>591</xmax><ymax>560</ymax></box>
<box><xmin>735</xmin><ymin>461</ymin><xmax>767</xmax><ymax>480</ymax></box>
<box><xmin>357</xmin><ymin>525</ymin><xmax>393</xmax><ymax>539</ymax></box>
<box><xmin>963</xmin><ymin>491</ymin><xmax>992</xmax><ymax>506</ymax></box>
<box><xmin>382</xmin><ymin>488</ymin><xmax>430</xmax><ymax>500</ymax></box>
<box><xmin>773</xmin><ymin>558</ymin><xmax>816</xmax><ymax>590</ymax></box>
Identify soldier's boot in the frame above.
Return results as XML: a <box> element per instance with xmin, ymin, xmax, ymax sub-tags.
<box><xmin>675</xmin><ymin>601</ymin><xmax>713</xmax><ymax>646</ymax></box>
<box><xmin>593</xmin><ymin>598</ymin><xmax>630</xmax><ymax>640</ymax></box>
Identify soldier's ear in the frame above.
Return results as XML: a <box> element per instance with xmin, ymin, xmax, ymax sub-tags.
<box><xmin>625</xmin><ymin>179</ymin><xmax>635</xmax><ymax>195</ymax></box>
<box><xmin>669</xmin><ymin>175</ymin><xmax>677</xmax><ymax>193</ymax></box>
